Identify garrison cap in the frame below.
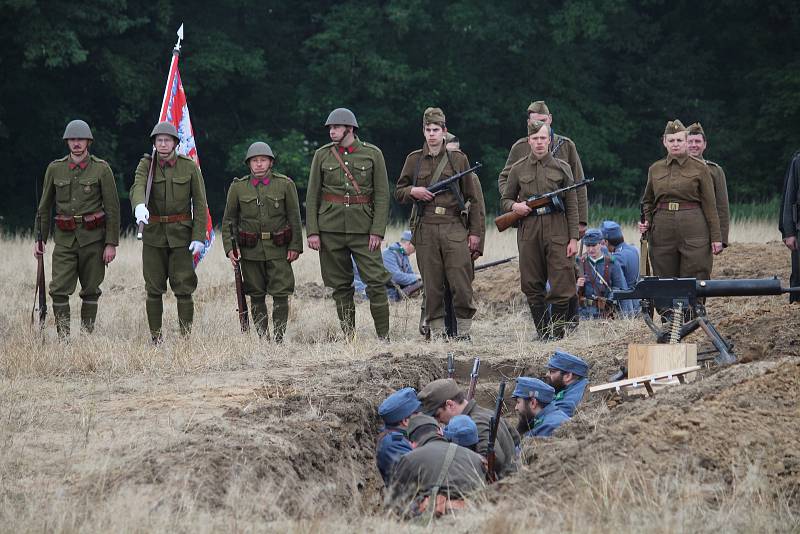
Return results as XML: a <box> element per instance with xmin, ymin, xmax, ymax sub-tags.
<box><xmin>512</xmin><ymin>377</ymin><xmax>555</xmax><ymax>404</ymax></box>
<box><xmin>150</xmin><ymin>121</ymin><xmax>179</xmax><ymax>141</ymax></box>
<box><xmin>417</xmin><ymin>378</ymin><xmax>461</xmax><ymax>416</ymax></box>
<box><xmin>547</xmin><ymin>350</ymin><xmax>589</xmax><ymax>377</ymax></box>
<box><xmin>244</xmin><ymin>141</ymin><xmax>275</xmax><ymax>164</ymax></box>
<box><xmin>407</xmin><ymin>414</ymin><xmax>440</xmax><ymax>441</ymax></box>
<box><xmin>378</xmin><ymin>387</ymin><xmax>421</xmax><ymax>425</ymax></box>
<box><xmin>687</xmin><ymin>122</ymin><xmax>706</xmax><ymax>137</ymax></box>
<box><xmin>528</xmin><ymin>120</ymin><xmax>548</xmax><ymax>136</ymax></box>
<box><xmin>527</xmin><ymin>100</ymin><xmax>550</xmax><ymax>115</ymax></box>
<box><xmin>444</xmin><ymin>415</ymin><xmax>479</xmax><ymax>447</ymax></box>
<box><xmin>582</xmin><ymin>228</ymin><xmax>603</xmax><ymax>246</ymax></box>
<box><xmin>601</xmin><ymin>220</ymin><xmax>623</xmax><ymax>241</ymax></box>
<box><xmin>664</xmin><ymin>119</ymin><xmax>686</xmax><ymax>136</ymax></box>
<box><xmin>325</xmin><ymin>107</ymin><xmax>358</xmax><ymax>128</ymax></box>
<box><xmin>63</xmin><ymin>119</ymin><xmax>93</xmax><ymax>140</ymax></box>
<box><xmin>400</xmin><ymin>230</ymin><xmax>413</xmax><ymax>242</ymax></box>
<box><xmin>423</xmin><ymin>107</ymin><xmax>446</xmax><ymax>126</ymax></box>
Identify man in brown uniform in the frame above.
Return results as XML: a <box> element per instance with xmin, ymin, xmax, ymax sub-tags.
<box><xmin>502</xmin><ymin>121</ymin><xmax>579</xmax><ymax>340</ymax></box>
<box><xmin>687</xmin><ymin>122</ymin><xmax>731</xmax><ymax>248</ymax></box>
<box><xmin>640</xmin><ymin>120</ymin><xmax>722</xmax><ymax>281</ymax></box>
<box><xmin>417</xmin><ymin>378</ymin><xmax>519</xmax><ymax>480</ymax></box>
<box><xmin>395</xmin><ymin>108</ymin><xmax>484</xmax><ymax>339</ymax></box>
<box><xmin>34</xmin><ymin>119</ymin><xmax>121</xmax><ymax>338</ymax></box>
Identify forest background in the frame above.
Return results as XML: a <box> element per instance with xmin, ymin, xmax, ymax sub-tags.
<box><xmin>1</xmin><ymin>0</ymin><xmax>798</xmax><ymax>231</ymax></box>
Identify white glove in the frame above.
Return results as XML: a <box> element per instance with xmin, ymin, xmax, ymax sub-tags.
<box><xmin>188</xmin><ymin>241</ymin><xmax>205</xmax><ymax>255</ymax></box>
<box><xmin>135</xmin><ymin>204</ymin><xmax>150</xmax><ymax>225</ymax></box>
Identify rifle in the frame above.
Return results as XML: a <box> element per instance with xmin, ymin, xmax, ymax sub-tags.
<box><xmin>494</xmin><ymin>178</ymin><xmax>594</xmax><ymax>232</ymax></box>
<box><xmin>31</xmin><ymin>216</ymin><xmax>47</xmax><ymax>330</ymax></box>
<box><xmin>410</xmin><ymin>163</ymin><xmax>482</xmax><ymax>232</ymax></box>
<box><xmin>401</xmin><ymin>256</ymin><xmax>517</xmax><ymax>298</ymax></box>
<box><xmin>136</xmin><ymin>148</ymin><xmax>157</xmax><ymax>240</ymax></box>
<box><xmin>466</xmin><ymin>357</ymin><xmax>480</xmax><ymax>401</ymax></box>
<box><xmin>612</xmin><ymin>277</ymin><xmax>800</xmax><ymax>365</ymax></box>
<box><xmin>639</xmin><ymin>202</ymin><xmax>651</xmax><ymax>277</ymax></box>
<box><xmin>447</xmin><ymin>352</ymin><xmax>455</xmax><ymax>379</ymax></box>
<box><xmin>486</xmin><ymin>380</ymin><xmax>506</xmax><ymax>483</ymax></box>
<box><xmin>229</xmin><ymin>223</ymin><xmax>249</xmax><ymax>333</ymax></box>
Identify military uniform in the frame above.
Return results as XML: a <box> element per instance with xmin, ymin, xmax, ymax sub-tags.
<box><xmin>642</xmin><ymin>121</ymin><xmax>721</xmax><ymax>280</ymax></box>
<box><xmin>780</xmin><ymin>151</ymin><xmax>800</xmax><ymax>301</ymax></box>
<box><xmin>382</xmin><ymin>241</ymin><xmax>419</xmax><ymax>301</ymax></box>
<box><xmin>502</xmin><ymin>125</ymin><xmax>579</xmax><ymax>339</ymax></box>
<box><xmin>36</xmin><ymin>122</ymin><xmax>120</xmax><ymax>336</ymax></box>
<box><xmin>576</xmin><ymin>229</ymin><xmax>631</xmax><ymax>319</ymax></box>
<box><xmin>306</xmin><ymin>110</ymin><xmax>391</xmax><ymax>339</ymax></box>
<box><xmin>513</xmin><ymin>377</ymin><xmax>570</xmax><ymax>439</ymax></box>
<box><xmin>547</xmin><ymin>351</ymin><xmax>589</xmax><ymax>417</ymax></box>
<box><xmin>221</xmin><ymin>162</ymin><xmax>302</xmax><ymax>341</ymax></box>
<box><xmin>376</xmin><ymin>387</ymin><xmax>420</xmax><ymax>485</ymax></box>
<box><xmin>130</xmin><ymin>123</ymin><xmax>209</xmax><ymax>339</ymax></box>
<box><xmin>687</xmin><ymin>123</ymin><xmax>731</xmax><ymax>246</ymax></box>
<box><xmin>525</xmin><ymin>402</ymin><xmax>570</xmax><ymax>438</ymax></box>
<box><xmin>394</xmin><ymin>108</ymin><xmax>484</xmax><ymax>336</ymax></box>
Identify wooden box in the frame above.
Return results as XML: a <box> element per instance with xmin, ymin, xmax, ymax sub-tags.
<box><xmin>628</xmin><ymin>344</ymin><xmax>697</xmax><ymax>382</ymax></box>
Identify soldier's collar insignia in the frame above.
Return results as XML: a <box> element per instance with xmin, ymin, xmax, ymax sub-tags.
<box><xmin>68</xmin><ymin>159</ymin><xmax>89</xmax><ymax>170</ymax></box>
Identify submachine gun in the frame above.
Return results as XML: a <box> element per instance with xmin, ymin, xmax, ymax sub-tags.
<box><xmin>612</xmin><ymin>277</ymin><xmax>800</xmax><ymax>365</ymax></box>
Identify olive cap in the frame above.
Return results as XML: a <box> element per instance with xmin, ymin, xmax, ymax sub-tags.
<box><xmin>417</xmin><ymin>378</ymin><xmax>461</xmax><ymax>416</ymax></box>
<box><xmin>63</xmin><ymin>119</ymin><xmax>93</xmax><ymax>140</ymax></box>
<box><xmin>528</xmin><ymin>119</ymin><xmax>548</xmax><ymax>136</ymax></box>
<box><xmin>527</xmin><ymin>101</ymin><xmax>550</xmax><ymax>115</ymax></box>
<box><xmin>687</xmin><ymin>122</ymin><xmax>705</xmax><ymax>137</ymax></box>
<box><xmin>664</xmin><ymin>119</ymin><xmax>686</xmax><ymax>136</ymax></box>
<box><xmin>150</xmin><ymin>121</ymin><xmax>179</xmax><ymax>140</ymax></box>
<box><xmin>244</xmin><ymin>141</ymin><xmax>275</xmax><ymax>163</ymax></box>
<box><xmin>325</xmin><ymin>108</ymin><xmax>358</xmax><ymax>128</ymax></box>
<box><xmin>423</xmin><ymin>107</ymin><xmax>446</xmax><ymax>126</ymax></box>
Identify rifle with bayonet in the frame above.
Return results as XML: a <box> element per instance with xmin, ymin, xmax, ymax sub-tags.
<box><xmin>494</xmin><ymin>178</ymin><xmax>594</xmax><ymax>232</ymax></box>
<box><xmin>466</xmin><ymin>357</ymin><xmax>480</xmax><ymax>401</ymax></box>
<box><xmin>229</xmin><ymin>223</ymin><xmax>249</xmax><ymax>333</ymax></box>
<box><xmin>402</xmin><ymin>256</ymin><xmax>517</xmax><ymax>298</ymax></box>
<box><xmin>31</xmin><ymin>215</ymin><xmax>47</xmax><ymax>330</ymax></box>
<box><xmin>447</xmin><ymin>352</ymin><xmax>455</xmax><ymax>379</ymax></box>
<box><xmin>486</xmin><ymin>380</ymin><xmax>506</xmax><ymax>484</ymax></box>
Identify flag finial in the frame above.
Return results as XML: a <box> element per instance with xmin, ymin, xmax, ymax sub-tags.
<box><xmin>174</xmin><ymin>24</ymin><xmax>184</xmax><ymax>52</ymax></box>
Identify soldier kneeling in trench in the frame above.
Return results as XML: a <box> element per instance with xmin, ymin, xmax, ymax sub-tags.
<box><xmin>385</xmin><ymin>414</ymin><xmax>485</xmax><ymax>518</ymax></box>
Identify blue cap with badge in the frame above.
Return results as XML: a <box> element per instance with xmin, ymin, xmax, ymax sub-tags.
<box><xmin>378</xmin><ymin>387</ymin><xmax>421</xmax><ymax>425</ymax></box>
<box><xmin>512</xmin><ymin>377</ymin><xmax>555</xmax><ymax>404</ymax></box>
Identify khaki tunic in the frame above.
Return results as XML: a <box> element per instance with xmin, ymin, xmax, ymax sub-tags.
<box><xmin>706</xmin><ymin>160</ymin><xmax>731</xmax><ymax>245</ymax></box>
<box><xmin>462</xmin><ymin>399</ymin><xmax>519</xmax><ymax>480</ymax></box>
<box><xmin>499</xmin><ymin>133</ymin><xmax>588</xmax><ymax>224</ymax></box>
<box><xmin>502</xmin><ymin>152</ymin><xmax>579</xmax><ymax>307</ymax></box>
<box><xmin>642</xmin><ymin>154</ymin><xmax>721</xmax><ymax>279</ymax></box>
<box><xmin>395</xmin><ymin>146</ymin><xmax>484</xmax><ymax>329</ymax></box>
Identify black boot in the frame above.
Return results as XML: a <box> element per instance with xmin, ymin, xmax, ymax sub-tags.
<box><xmin>550</xmin><ymin>304</ymin><xmax>571</xmax><ymax>340</ymax></box>
<box><xmin>529</xmin><ymin>304</ymin><xmax>550</xmax><ymax>341</ymax></box>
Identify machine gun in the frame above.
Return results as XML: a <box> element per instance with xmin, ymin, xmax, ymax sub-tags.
<box><xmin>611</xmin><ymin>276</ymin><xmax>800</xmax><ymax>365</ymax></box>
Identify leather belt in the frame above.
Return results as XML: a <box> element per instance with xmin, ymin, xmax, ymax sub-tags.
<box><xmin>150</xmin><ymin>213</ymin><xmax>192</xmax><ymax>223</ymax></box>
<box><xmin>657</xmin><ymin>201</ymin><xmax>700</xmax><ymax>211</ymax></box>
<box><xmin>322</xmin><ymin>192</ymin><xmax>371</xmax><ymax>206</ymax></box>
<box><xmin>423</xmin><ymin>206</ymin><xmax>460</xmax><ymax>216</ymax></box>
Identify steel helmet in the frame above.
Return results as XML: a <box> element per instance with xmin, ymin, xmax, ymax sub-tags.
<box><xmin>150</xmin><ymin>121</ymin><xmax>179</xmax><ymax>141</ymax></box>
<box><xmin>244</xmin><ymin>141</ymin><xmax>275</xmax><ymax>164</ymax></box>
<box><xmin>324</xmin><ymin>108</ymin><xmax>358</xmax><ymax>128</ymax></box>
<box><xmin>62</xmin><ymin>119</ymin><xmax>94</xmax><ymax>140</ymax></box>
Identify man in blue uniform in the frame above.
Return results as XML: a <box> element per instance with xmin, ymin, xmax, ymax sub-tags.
<box><xmin>546</xmin><ymin>350</ymin><xmax>589</xmax><ymax>417</ymax></box>
<box><xmin>376</xmin><ymin>387</ymin><xmax>421</xmax><ymax>485</ymax></box>
<box><xmin>353</xmin><ymin>230</ymin><xmax>420</xmax><ymax>302</ymax></box>
<box><xmin>576</xmin><ymin>229</ymin><xmax>631</xmax><ymax>319</ymax></box>
<box><xmin>512</xmin><ymin>377</ymin><xmax>570</xmax><ymax>438</ymax></box>
<box><xmin>601</xmin><ymin>220</ymin><xmax>640</xmax><ymax>314</ymax></box>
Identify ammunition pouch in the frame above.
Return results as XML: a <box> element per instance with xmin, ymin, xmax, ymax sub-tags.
<box><xmin>238</xmin><ymin>225</ymin><xmax>292</xmax><ymax>248</ymax></box>
<box><xmin>55</xmin><ymin>211</ymin><xmax>106</xmax><ymax>231</ymax></box>
<box><xmin>272</xmin><ymin>225</ymin><xmax>292</xmax><ymax>247</ymax></box>
<box><xmin>237</xmin><ymin>231</ymin><xmax>259</xmax><ymax>248</ymax></box>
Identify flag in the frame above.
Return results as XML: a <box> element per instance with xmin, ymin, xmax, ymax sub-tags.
<box><xmin>159</xmin><ymin>44</ymin><xmax>214</xmax><ymax>268</ymax></box>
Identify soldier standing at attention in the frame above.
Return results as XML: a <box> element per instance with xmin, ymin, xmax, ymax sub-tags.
<box><xmin>306</xmin><ymin>108</ymin><xmax>391</xmax><ymax>340</ymax></box>
<box><xmin>131</xmin><ymin>122</ymin><xmax>209</xmax><ymax>342</ymax></box>
<box><xmin>502</xmin><ymin>120</ymin><xmax>579</xmax><ymax>340</ymax></box>
<box><xmin>34</xmin><ymin>120</ymin><xmax>121</xmax><ymax>338</ymax></box>
<box><xmin>221</xmin><ymin>142</ymin><xmax>302</xmax><ymax>341</ymax></box>
<box><xmin>686</xmin><ymin>122</ymin><xmax>731</xmax><ymax>249</ymax></box>
<box><xmin>394</xmin><ymin>108</ymin><xmax>483</xmax><ymax>340</ymax></box>
<box><xmin>639</xmin><ymin>120</ymin><xmax>722</xmax><ymax>282</ymax></box>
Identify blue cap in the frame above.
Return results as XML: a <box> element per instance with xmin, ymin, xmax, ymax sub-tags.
<box><xmin>401</xmin><ymin>230</ymin><xmax>413</xmax><ymax>241</ymax></box>
<box><xmin>547</xmin><ymin>350</ymin><xmax>589</xmax><ymax>377</ymax></box>
<box><xmin>512</xmin><ymin>377</ymin><xmax>555</xmax><ymax>404</ymax></box>
<box><xmin>582</xmin><ymin>228</ymin><xmax>603</xmax><ymax>246</ymax></box>
<box><xmin>601</xmin><ymin>220</ymin><xmax>623</xmax><ymax>241</ymax></box>
<box><xmin>444</xmin><ymin>415</ymin><xmax>479</xmax><ymax>447</ymax></box>
<box><xmin>379</xmin><ymin>387</ymin><xmax>421</xmax><ymax>424</ymax></box>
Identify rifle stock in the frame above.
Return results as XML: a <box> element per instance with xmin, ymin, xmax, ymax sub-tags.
<box><xmin>486</xmin><ymin>380</ymin><xmax>506</xmax><ymax>483</ymax></box>
<box><xmin>494</xmin><ymin>179</ymin><xmax>594</xmax><ymax>232</ymax></box>
<box><xmin>137</xmin><ymin>148</ymin><xmax>157</xmax><ymax>240</ymax></box>
<box><xmin>32</xmin><ymin>217</ymin><xmax>47</xmax><ymax>330</ymax></box>
<box><xmin>639</xmin><ymin>202</ymin><xmax>651</xmax><ymax>277</ymax></box>
<box><xmin>230</xmin><ymin>223</ymin><xmax>249</xmax><ymax>333</ymax></box>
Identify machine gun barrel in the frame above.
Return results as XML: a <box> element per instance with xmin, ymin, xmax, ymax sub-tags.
<box><xmin>611</xmin><ymin>276</ymin><xmax>798</xmax><ymax>301</ymax></box>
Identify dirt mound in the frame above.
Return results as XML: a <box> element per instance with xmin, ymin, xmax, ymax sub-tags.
<box><xmin>295</xmin><ymin>282</ymin><xmax>332</xmax><ymax>299</ymax></box>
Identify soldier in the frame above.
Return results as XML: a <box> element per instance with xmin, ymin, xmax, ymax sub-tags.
<box><xmin>576</xmin><ymin>228</ymin><xmax>631</xmax><ymax>319</ymax></box>
<box><xmin>601</xmin><ymin>220</ymin><xmax>640</xmax><ymax>314</ymax></box>
<box><xmin>394</xmin><ymin>108</ymin><xmax>484</xmax><ymax>340</ymax></box>
<box><xmin>306</xmin><ymin>108</ymin><xmax>391</xmax><ymax>340</ymax></box>
<box><xmin>33</xmin><ymin>119</ymin><xmax>121</xmax><ymax>338</ymax></box>
<box><xmin>376</xmin><ymin>387</ymin><xmax>421</xmax><ymax>485</ymax></box>
<box><xmin>780</xmin><ymin>150</ymin><xmax>800</xmax><ymax>301</ymax></box>
<box><xmin>502</xmin><ymin>120</ymin><xmax>579</xmax><ymax>340</ymax></box>
<box><xmin>382</xmin><ymin>230</ymin><xmax>421</xmax><ymax>301</ymax></box>
<box><xmin>545</xmin><ymin>350</ymin><xmax>589</xmax><ymax>417</ymax></box>
<box><xmin>444</xmin><ymin>132</ymin><xmax>486</xmax><ymax>260</ymax></box>
<box><xmin>386</xmin><ymin>414</ymin><xmax>485</xmax><ymax>518</ymax></box>
<box><xmin>639</xmin><ymin>120</ymin><xmax>722</xmax><ymax>282</ymax></box>
<box><xmin>130</xmin><ymin>121</ymin><xmax>209</xmax><ymax>342</ymax></box>
<box><xmin>221</xmin><ymin>142</ymin><xmax>302</xmax><ymax>341</ymax></box>
<box><xmin>512</xmin><ymin>377</ymin><xmax>570</xmax><ymax>438</ymax></box>
<box><xmin>417</xmin><ymin>378</ymin><xmax>518</xmax><ymax>479</ymax></box>
<box><xmin>443</xmin><ymin>414</ymin><xmax>480</xmax><ymax>452</ymax></box>
<box><xmin>498</xmin><ymin>100</ymin><xmax>588</xmax><ymax>232</ymax></box>
<box><xmin>687</xmin><ymin>123</ymin><xmax>731</xmax><ymax>248</ymax></box>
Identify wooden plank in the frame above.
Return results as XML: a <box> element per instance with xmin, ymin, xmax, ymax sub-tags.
<box><xmin>589</xmin><ymin>366</ymin><xmax>701</xmax><ymax>394</ymax></box>
<box><xmin>628</xmin><ymin>344</ymin><xmax>698</xmax><ymax>381</ymax></box>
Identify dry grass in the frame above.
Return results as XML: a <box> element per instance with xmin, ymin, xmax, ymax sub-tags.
<box><xmin>0</xmin><ymin>221</ymin><xmax>796</xmax><ymax>533</ymax></box>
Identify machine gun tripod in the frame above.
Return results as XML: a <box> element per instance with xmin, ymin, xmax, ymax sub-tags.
<box><xmin>612</xmin><ymin>277</ymin><xmax>800</xmax><ymax>366</ymax></box>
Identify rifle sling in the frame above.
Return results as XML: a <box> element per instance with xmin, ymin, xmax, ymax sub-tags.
<box><xmin>427</xmin><ymin>442</ymin><xmax>459</xmax><ymax>520</ymax></box>
<box><xmin>330</xmin><ymin>146</ymin><xmax>362</xmax><ymax>194</ymax></box>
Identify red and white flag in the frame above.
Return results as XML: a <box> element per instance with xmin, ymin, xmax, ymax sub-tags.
<box><xmin>158</xmin><ymin>28</ymin><xmax>214</xmax><ymax>268</ymax></box>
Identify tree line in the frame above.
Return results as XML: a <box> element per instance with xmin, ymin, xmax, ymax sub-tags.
<box><xmin>1</xmin><ymin>0</ymin><xmax>798</xmax><ymax>230</ymax></box>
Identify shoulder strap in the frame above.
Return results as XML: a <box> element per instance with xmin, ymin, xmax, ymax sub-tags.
<box><xmin>329</xmin><ymin>146</ymin><xmax>361</xmax><ymax>194</ymax></box>
<box><xmin>429</xmin><ymin>151</ymin><xmax>451</xmax><ymax>187</ymax></box>
<box><xmin>427</xmin><ymin>443</ymin><xmax>459</xmax><ymax>521</ymax></box>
